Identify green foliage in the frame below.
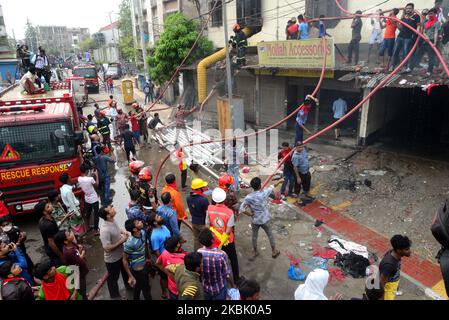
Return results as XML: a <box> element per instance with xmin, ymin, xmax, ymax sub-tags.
<box><xmin>118</xmin><ymin>0</ymin><xmax>136</xmax><ymax>62</ymax></box>
<box><xmin>79</xmin><ymin>38</ymin><xmax>97</xmax><ymax>52</ymax></box>
<box><xmin>24</xmin><ymin>21</ymin><xmax>38</xmax><ymax>53</ymax></box>
<box><xmin>147</xmin><ymin>13</ymin><xmax>213</xmax><ymax>85</ymax></box>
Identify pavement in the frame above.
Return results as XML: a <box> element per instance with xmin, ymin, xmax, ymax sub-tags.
<box><xmin>14</xmin><ymin>81</ymin><xmax>447</xmax><ymax>300</ymax></box>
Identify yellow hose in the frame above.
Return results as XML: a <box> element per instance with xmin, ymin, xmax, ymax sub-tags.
<box><xmin>197</xmin><ymin>27</ymin><xmax>252</xmax><ymax>103</ymax></box>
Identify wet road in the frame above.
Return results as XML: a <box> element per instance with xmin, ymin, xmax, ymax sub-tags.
<box><xmin>14</xmin><ymin>88</ymin><xmax>201</xmax><ymax>300</ymax></box>
<box><xmin>12</xmin><ymin>86</ymin><xmax>433</xmax><ymax>300</ymax></box>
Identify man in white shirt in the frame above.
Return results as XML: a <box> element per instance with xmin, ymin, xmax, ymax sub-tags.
<box><xmin>20</xmin><ymin>66</ymin><xmax>44</xmax><ymax>94</ymax></box>
<box><xmin>332</xmin><ymin>98</ymin><xmax>348</xmax><ymax>141</ymax></box>
<box><xmin>59</xmin><ymin>173</ymin><xmax>80</xmax><ymax>214</ymax></box>
<box><xmin>33</xmin><ymin>48</ymin><xmax>51</xmax><ymax>83</ymax></box>
<box><xmin>78</xmin><ymin>163</ymin><xmax>100</xmax><ymax>235</ymax></box>
<box><xmin>368</xmin><ymin>9</ymin><xmax>384</xmax><ymax>64</ymax></box>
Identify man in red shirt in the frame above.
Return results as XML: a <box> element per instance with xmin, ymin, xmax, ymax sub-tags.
<box><xmin>156</xmin><ymin>236</ymin><xmax>186</xmax><ymax>300</ymax></box>
<box><xmin>129</xmin><ymin>111</ymin><xmax>141</xmax><ymax>146</ymax></box>
<box><xmin>379</xmin><ymin>8</ymin><xmax>400</xmax><ymax>69</ymax></box>
<box><xmin>206</xmin><ymin>188</ymin><xmax>242</xmax><ymax>285</ymax></box>
<box><xmin>107</xmin><ymin>77</ymin><xmax>114</xmax><ymax>94</ymax></box>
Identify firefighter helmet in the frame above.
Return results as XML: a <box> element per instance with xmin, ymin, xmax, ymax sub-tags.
<box><xmin>233</xmin><ymin>23</ymin><xmax>241</xmax><ymax>31</ymax></box>
<box><xmin>212</xmin><ymin>188</ymin><xmax>227</xmax><ymax>203</ymax></box>
<box><xmin>218</xmin><ymin>174</ymin><xmax>235</xmax><ymax>190</ymax></box>
<box><xmin>132</xmin><ymin>103</ymin><xmax>140</xmax><ymax>109</ymax></box>
<box><xmin>129</xmin><ymin>160</ymin><xmax>145</xmax><ymax>174</ymax></box>
<box><xmin>191</xmin><ymin>179</ymin><xmax>208</xmax><ymax>190</ymax></box>
<box><xmin>99</xmin><ymin>110</ymin><xmax>106</xmax><ymax>117</ymax></box>
<box><xmin>138</xmin><ymin>167</ymin><xmax>153</xmax><ymax>182</ymax></box>
<box><xmin>87</xmin><ymin>125</ymin><xmax>97</xmax><ymax>134</ymax></box>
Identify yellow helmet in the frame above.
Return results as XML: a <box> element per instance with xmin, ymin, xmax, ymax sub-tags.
<box><xmin>191</xmin><ymin>179</ymin><xmax>208</xmax><ymax>190</ymax></box>
<box><xmin>87</xmin><ymin>125</ymin><xmax>97</xmax><ymax>134</ymax></box>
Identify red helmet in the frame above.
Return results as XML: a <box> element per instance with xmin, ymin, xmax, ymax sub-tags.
<box><xmin>128</xmin><ymin>160</ymin><xmax>145</xmax><ymax>174</ymax></box>
<box><xmin>218</xmin><ymin>174</ymin><xmax>235</xmax><ymax>190</ymax></box>
<box><xmin>138</xmin><ymin>167</ymin><xmax>153</xmax><ymax>182</ymax></box>
<box><xmin>233</xmin><ymin>23</ymin><xmax>241</xmax><ymax>31</ymax></box>
<box><xmin>132</xmin><ymin>103</ymin><xmax>139</xmax><ymax>109</ymax></box>
<box><xmin>99</xmin><ymin>110</ymin><xmax>106</xmax><ymax>117</ymax></box>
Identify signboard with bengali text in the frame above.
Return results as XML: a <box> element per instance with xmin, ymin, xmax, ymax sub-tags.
<box><xmin>257</xmin><ymin>38</ymin><xmax>335</xmax><ymax>69</ymax></box>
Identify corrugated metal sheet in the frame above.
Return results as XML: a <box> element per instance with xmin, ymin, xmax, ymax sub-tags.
<box><xmin>339</xmin><ymin>71</ymin><xmax>447</xmax><ymax>89</ymax></box>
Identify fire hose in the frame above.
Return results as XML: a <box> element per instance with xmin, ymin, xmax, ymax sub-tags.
<box><xmin>90</xmin><ymin>2</ymin><xmax>448</xmax><ymax>299</ymax></box>
<box><xmin>154</xmin><ymin>2</ymin><xmax>445</xmax><ymax>189</ymax></box>
<box><xmin>263</xmin><ymin>2</ymin><xmax>448</xmax><ymax>188</ymax></box>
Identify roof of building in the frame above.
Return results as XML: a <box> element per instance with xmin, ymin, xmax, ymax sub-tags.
<box><xmin>99</xmin><ymin>21</ymin><xmax>119</xmax><ymax>32</ymax></box>
<box><xmin>338</xmin><ymin>68</ymin><xmax>449</xmax><ymax>89</ymax></box>
<box><xmin>181</xmin><ymin>50</ymin><xmax>448</xmax><ymax>89</ymax></box>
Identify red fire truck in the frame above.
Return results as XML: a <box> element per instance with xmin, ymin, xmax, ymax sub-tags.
<box><xmin>0</xmin><ymin>80</ymin><xmax>85</xmax><ymax>215</ymax></box>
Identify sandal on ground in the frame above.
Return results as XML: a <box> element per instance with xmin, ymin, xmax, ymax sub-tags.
<box><xmin>272</xmin><ymin>250</ymin><xmax>281</xmax><ymax>259</ymax></box>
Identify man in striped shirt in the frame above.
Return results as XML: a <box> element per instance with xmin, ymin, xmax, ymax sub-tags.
<box><xmin>122</xmin><ymin>219</ymin><xmax>152</xmax><ymax>300</ymax></box>
<box><xmin>197</xmin><ymin>229</ymin><xmax>234</xmax><ymax>300</ymax></box>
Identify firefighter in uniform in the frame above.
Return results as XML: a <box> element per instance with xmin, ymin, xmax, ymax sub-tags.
<box><xmin>126</xmin><ymin>160</ymin><xmax>145</xmax><ymax>194</ymax></box>
<box><xmin>97</xmin><ymin>110</ymin><xmax>112</xmax><ymax>150</ymax></box>
<box><xmin>138</xmin><ymin>167</ymin><xmax>158</xmax><ymax>212</ymax></box>
<box><xmin>230</xmin><ymin>24</ymin><xmax>248</xmax><ymax>67</ymax></box>
<box><xmin>218</xmin><ymin>174</ymin><xmax>239</xmax><ymax>217</ymax></box>
<box><xmin>206</xmin><ymin>188</ymin><xmax>241</xmax><ymax>284</ymax></box>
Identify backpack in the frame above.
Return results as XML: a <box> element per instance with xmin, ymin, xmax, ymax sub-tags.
<box><xmin>431</xmin><ymin>199</ymin><xmax>449</xmax><ymax>249</ymax></box>
<box><xmin>334</xmin><ymin>252</ymin><xmax>370</xmax><ymax>278</ymax></box>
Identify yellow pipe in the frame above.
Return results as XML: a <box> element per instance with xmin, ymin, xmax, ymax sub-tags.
<box><xmin>197</xmin><ymin>27</ymin><xmax>252</xmax><ymax>103</ymax></box>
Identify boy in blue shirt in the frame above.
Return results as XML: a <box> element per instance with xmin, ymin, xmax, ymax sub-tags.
<box><xmin>149</xmin><ymin>214</ymin><xmax>171</xmax><ymax>256</ymax></box>
<box><xmin>291</xmin><ymin>142</ymin><xmax>313</xmax><ymax>202</ymax></box>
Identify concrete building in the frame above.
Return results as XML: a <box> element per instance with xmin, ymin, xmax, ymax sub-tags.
<box><xmin>202</xmin><ymin>0</ymin><xmax>437</xmax><ymax>47</ymax></box>
<box><xmin>131</xmin><ymin>0</ymin><xmax>199</xmax><ymax>47</ymax></box>
<box><xmin>36</xmin><ymin>25</ymin><xmax>90</xmax><ymax>57</ymax></box>
<box><xmin>93</xmin><ymin>21</ymin><xmax>120</xmax><ymax>63</ymax></box>
<box><xmin>180</xmin><ymin>0</ymin><xmax>449</xmax><ymax>153</ymax></box>
<box><xmin>68</xmin><ymin>27</ymin><xmax>91</xmax><ymax>49</ymax></box>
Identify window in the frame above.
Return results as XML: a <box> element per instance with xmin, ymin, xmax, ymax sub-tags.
<box><xmin>210</xmin><ymin>0</ymin><xmax>223</xmax><ymax>27</ymax></box>
<box><xmin>73</xmin><ymin>67</ymin><xmax>98</xmax><ymax>78</ymax></box>
<box><xmin>236</xmin><ymin>0</ymin><xmax>262</xmax><ymax>27</ymax></box>
<box><xmin>305</xmin><ymin>0</ymin><xmax>347</xmax><ymax>29</ymax></box>
<box><xmin>0</xmin><ymin>121</ymin><xmax>76</xmax><ymax>168</ymax></box>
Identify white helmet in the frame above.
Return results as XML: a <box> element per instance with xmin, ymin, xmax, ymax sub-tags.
<box><xmin>212</xmin><ymin>188</ymin><xmax>227</xmax><ymax>204</ymax></box>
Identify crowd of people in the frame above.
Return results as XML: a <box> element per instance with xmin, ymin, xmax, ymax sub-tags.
<box><xmin>0</xmin><ymin>83</ymin><xmax>416</xmax><ymax>301</ymax></box>
<box><xmin>3</xmin><ymin>3</ymin><xmax>442</xmax><ymax>299</ymax></box>
<box><xmin>284</xmin><ymin>1</ymin><xmax>449</xmax><ymax>76</ymax></box>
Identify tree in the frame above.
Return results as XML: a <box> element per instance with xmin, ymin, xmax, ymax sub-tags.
<box><xmin>147</xmin><ymin>12</ymin><xmax>213</xmax><ymax>85</ymax></box>
<box><xmin>79</xmin><ymin>38</ymin><xmax>97</xmax><ymax>52</ymax></box>
<box><xmin>24</xmin><ymin>20</ymin><xmax>38</xmax><ymax>53</ymax></box>
<box><xmin>118</xmin><ymin>0</ymin><xmax>136</xmax><ymax>62</ymax></box>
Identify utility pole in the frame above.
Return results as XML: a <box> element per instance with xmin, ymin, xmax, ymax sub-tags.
<box><xmin>276</xmin><ymin>0</ymin><xmax>279</xmax><ymax>40</ymax></box>
<box><xmin>223</xmin><ymin>1</ymin><xmax>234</xmax><ymax>130</ymax></box>
<box><xmin>137</xmin><ymin>0</ymin><xmax>150</xmax><ymax>80</ymax></box>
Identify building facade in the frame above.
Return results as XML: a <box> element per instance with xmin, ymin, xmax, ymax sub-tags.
<box><xmin>182</xmin><ymin>0</ymin><xmax>448</xmax><ymax>150</ymax></box>
<box><xmin>36</xmin><ymin>25</ymin><xmax>90</xmax><ymax>57</ymax></box>
<box><xmin>131</xmin><ymin>0</ymin><xmax>199</xmax><ymax>47</ymax></box>
<box><xmin>93</xmin><ymin>21</ymin><xmax>120</xmax><ymax>63</ymax></box>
